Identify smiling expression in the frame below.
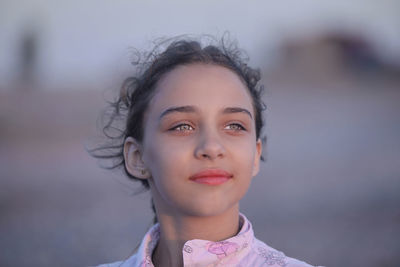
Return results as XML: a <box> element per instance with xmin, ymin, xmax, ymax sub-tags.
<box><xmin>138</xmin><ymin>63</ymin><xmax>262</xmax><ymax>217</ymax></box>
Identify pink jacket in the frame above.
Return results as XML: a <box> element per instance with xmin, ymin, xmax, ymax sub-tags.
<box><xmin>97</xmin><ymin>214</ymin><xmax>320</xmax><ymax>267</ymax></box>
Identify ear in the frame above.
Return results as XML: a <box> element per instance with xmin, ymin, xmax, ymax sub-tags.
<box><xmin>252</xmin><ymin>139</ymin><xmax>262</xmax><ymax>177</ymax></box>
<box><xmin>124</xmin><ymin>137</ymin><xmax>151</xmax><ymax>179</ymax></box>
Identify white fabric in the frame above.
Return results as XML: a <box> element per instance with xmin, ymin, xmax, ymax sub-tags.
<box><xmin>95</xmin><ymin>214</ymin><xmax>321</xmax><ymax>267</ymax></box>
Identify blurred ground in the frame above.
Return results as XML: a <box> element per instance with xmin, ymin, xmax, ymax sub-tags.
<box><xmin>1</xmin><ymin>36</ymin><xmax>400</xmax><ymax>266</ymax></box>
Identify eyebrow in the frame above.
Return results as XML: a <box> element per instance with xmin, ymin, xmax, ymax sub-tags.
<box><xmin>159</xmin><ymin>106</ymin><xmax>197</xmax><ymax>120</ymax></box>
<box><xmin>222</xmin><ymin>107</ymin><xmax>253</xmax><ymax>119</ymax></box>
<box><xmin>159</xmin><ymin>105</ymin><xmax>253</xmax><ymax>120</ymax></box>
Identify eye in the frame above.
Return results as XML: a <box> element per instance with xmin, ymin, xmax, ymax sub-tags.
<box><xmin>169</xmin><ymin>123</ymin><xmax>195</xmax><ymax>132</ymax></box>
<box><xmin>224</xmin><ymin>123</ymin><xmax>246</xmax><ymax>131</ymax></box>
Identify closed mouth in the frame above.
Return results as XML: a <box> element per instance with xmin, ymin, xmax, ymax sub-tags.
<box><xmin>189</xmin><ymin>169</ymin><xmax>233</xmax><ymax>185</ymax></box>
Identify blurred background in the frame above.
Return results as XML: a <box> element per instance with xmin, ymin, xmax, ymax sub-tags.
<box><xmin>1</xmin><ymin>1</ymin><xmax>400</xmax><ymax>266</ymax></box>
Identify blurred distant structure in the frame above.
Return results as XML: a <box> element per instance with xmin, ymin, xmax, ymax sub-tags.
<box><xmin>276</xmin><ymin>31</ymin><xmax>400</xmax><ymax>80</ymax></box>
<box><xmin>17</xmin><ymin>25</ymin><xmax>39</xmax><ymax>91</ymax></box>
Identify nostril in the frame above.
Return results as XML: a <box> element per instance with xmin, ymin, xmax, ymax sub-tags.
<box><xmin>202</xmin><ymin>153</ymin><xmax>210</xmax><ymax>159</ymax></box>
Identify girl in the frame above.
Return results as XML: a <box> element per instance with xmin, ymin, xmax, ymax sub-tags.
<box><xmin>93</xmin><ymin>36</ymin><xmax>319</xmax><ymax>267</ymax></box>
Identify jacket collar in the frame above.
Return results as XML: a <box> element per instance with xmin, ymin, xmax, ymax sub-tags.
<box><xmin>130</xmin><ymin>213</ymin><xmax>255</xmax><ymax>266</ymax></box>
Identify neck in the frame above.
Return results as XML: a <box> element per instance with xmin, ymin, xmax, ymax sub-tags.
<box><xmin>152</xmin><ymin>205</ymin><xmax>240</xmax><ymax>267</ymax></box>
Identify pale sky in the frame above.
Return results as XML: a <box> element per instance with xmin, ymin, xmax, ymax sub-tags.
<box><xmin>1</xmin><ymin>0</ymin><xmax>399</xmax><ymax>91</ymax></box>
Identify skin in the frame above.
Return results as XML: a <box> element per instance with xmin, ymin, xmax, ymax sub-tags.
<box><xmin>124</xmin><ymin>63</ymin><xmax>262</xmax><ymax>267</ymax></box>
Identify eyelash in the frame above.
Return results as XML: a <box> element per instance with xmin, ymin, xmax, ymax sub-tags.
<box><xmin>168</xmin><ymin>123</ymin><xmax>246</xmax><ymax>132</ymax></box>
<box><xmin>169</xmin><ymin>123</ymin><xmax>195</xmax><ymax>132</ymax></box>
<box><xmin>224</xmin><ymin>123</ymin><xmax>246</xmax><ymax>131</ymax></box>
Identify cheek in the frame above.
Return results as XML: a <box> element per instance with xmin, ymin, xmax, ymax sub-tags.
<box><xmin>143</xmin><ymin>138</ymin><xmax>193</xmax><ymax>207</ymax></box>
<box><xmin>230</xmin><ymin>137</ymin><xmax>256</xmax><ymax>163</ymax></box>
<box><xmin>143</xmin><ymin>136</ymin><xmax>191</xmax><ymax>181</ymax></box>
<box><xmin>234</xmin><ymin>142</ymin><xmax>258</xmax><ymax>183</ymax></box>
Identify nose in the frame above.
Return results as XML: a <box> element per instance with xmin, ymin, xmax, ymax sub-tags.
<box><xmin>194</xmin><ymin>128</ymin><xmax>226</xmax><ymax>160</ymax></box>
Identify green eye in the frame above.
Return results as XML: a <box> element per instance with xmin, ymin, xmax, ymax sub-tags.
<box><xmin>171</xmin><ymin>124</ymin><xmax>194</xmax><ymax>131</ymax></box>
<box><xmin>225</xmin><ymin>123</ymin><xmax>245</xmax><ymax>131</ymax></box>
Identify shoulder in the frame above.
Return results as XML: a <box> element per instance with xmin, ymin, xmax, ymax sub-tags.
<box><xmin>94</xmin><ymin>223</ymin><xmax>160</xmax><ymax>267</ymax></box>
<box><xmin>250</xmin><ymin>237</ymin><xmax>321</xmax><ymax>267</ymax></box>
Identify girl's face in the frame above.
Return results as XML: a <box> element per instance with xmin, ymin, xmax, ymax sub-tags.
<box><xmin>140</xmin><ymin>64</ymin><xmax>262</xmax><ymax>217</ymax></box>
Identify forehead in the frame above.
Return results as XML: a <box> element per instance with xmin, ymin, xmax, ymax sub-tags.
<box><xmin>149</xmin><ymin>63</ymin><xmax>254</xmax><ymax>113</ymax></box>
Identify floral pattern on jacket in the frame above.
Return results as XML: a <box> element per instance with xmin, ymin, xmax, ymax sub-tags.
<box><xmin>96</xmin><ymin>214</ymin><xmax>321</xmax><ymax>267</ymax></box>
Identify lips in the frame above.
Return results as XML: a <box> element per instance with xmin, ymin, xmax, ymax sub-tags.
<box><xmin>189</xmin><ymin>169</ymin><xmax>233</xmax><ymax>185</ymax></box>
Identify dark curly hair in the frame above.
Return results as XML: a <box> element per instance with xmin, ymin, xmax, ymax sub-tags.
<box><xmin>89</xmin><ymin>35</ymin><xmax>266</xmax><ymax>192</ymax></box>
